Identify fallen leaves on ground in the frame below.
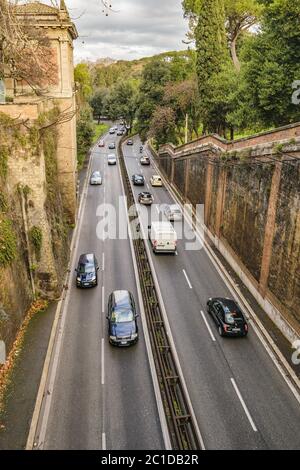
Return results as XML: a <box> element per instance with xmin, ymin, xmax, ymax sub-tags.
<box><xmin>0</xmin><ymin>299</ymin><xmax>48</xmax><ymax>415</ymax></box>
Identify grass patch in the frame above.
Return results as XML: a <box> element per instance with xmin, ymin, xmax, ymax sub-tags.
<box><xmin>93</xmin><ymin>123</ymin><xmax>109</xmax><ymax>143</ymax></box>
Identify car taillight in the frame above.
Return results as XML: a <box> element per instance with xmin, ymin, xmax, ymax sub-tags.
<box><xmin>224</xmin><ymin>325</ymin><xmax>231</xmax><ymax>332</ymax></box>
<box><xmin>245</xmin><ymin>324</ymin><xmax>248</xmax><ymax>331</ymax></box>
<box><xmin>153</xmin><ymin>240</ymin><xmax>158</xmax><ymax>247</ymax></box>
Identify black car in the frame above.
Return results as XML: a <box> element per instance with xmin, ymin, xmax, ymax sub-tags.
<box><xmin>108</xmin><ymin>142</ymin><xmax>116</xmax><ymax>149</ymax></box>
<box><xmin>107</xmin><ymin>290</ymin><xmax>139</xmax><ymax>346</ymax></box>
<box><xmin>117</xmin><ymin>130</ymin><xmax>123</xmax><ymax>136</ymax></box>
<box><xmin>75</xmin><ymin>253</ymin><xmax>99</xmax><ymax>288</ymax></box>
<box><xmin>207</xmin><ymin>298</ymin><xmax>248</xmax><ymax>337</ymax></box>
<box><xmin>132</xmin><ymin>174</ymin><xmax>145</xmax><ymax>186</ymax></box>
<box><xmin>127</xmin><ymin>139</ymin><xmax>133</xmax><ymax>145</ymax></box>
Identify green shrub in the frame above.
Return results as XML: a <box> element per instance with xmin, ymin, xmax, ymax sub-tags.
<box><xmin>29</xmin><ymin>226</ymin><xmax>43</xmax><ymax>260</ymax></box>
<box><xmin>0</xmin><ymin>218</ymin><xmax>17</xmax><ymax>267</ymax></box>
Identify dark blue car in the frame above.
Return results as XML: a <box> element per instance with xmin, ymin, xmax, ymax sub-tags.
<box><xmin>75</xmin><ymin>253</ymin><xmax>99</xmax><ymax>288</ymax></box>
<box><xmin>107</xmin><ymin>290</ymin><xmax>139</xmax><ymax>346</ymax></box>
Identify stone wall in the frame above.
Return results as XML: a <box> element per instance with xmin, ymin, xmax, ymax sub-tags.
<box><xmin>0</xmin><ymin>106</ymin><xmax>70</xmax><ymax>352</ymax></box>
<box><xmin>156</xmin><ymin>123</ymin><xmax>300</xmax><ymax>341</ymax></box>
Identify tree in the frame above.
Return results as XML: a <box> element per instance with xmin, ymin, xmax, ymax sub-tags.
<box><xmin>136</xmin><ymin>59</ymin><xmax>172</xmax><ymax>141</ymax></box>
<box><xmin>183</xmin><ymin>0</ymin><xmax>263</xmax><ymax>70</ymax></box>
<box><xmin>148</xmin><ymin>106</ymin><xmax>177</xmax><ymax>147</ymax></box>
<box><xmin>90</xmin><ymin>88</ymin><xmax>109</xmax><ymax>124</ymax></box>
<box><xmin>163</xmin><ymin>78</ymin><xmax>201</xmax><ymax>141</ymax></box>
<box><xmin>105</xmin><ymin>80</ymin><xmax>138</xmax><ymax>128</ymax></box>
<box><xmin>195</xmin><ymin>0</ymin><xmax>228</xmax><ymax>132</ymax></box>
<box><xmin>0</xmin><ymin>0</ymin><xmax>57</xmax><ymax>92</ymax></box>
<box><xmin>74</xmin><ymin>63</ymin><xmax>93</xmax><ymax>102</ymax></box>
<box><xmin>234</xmin><ymin>0</ymin><xmax>300</xmax><ymax>128</ymax></box>
<box><xmin>77</xmin><ymin>106</ymin><xmax>94</xmax><ymax>168</ymax></box>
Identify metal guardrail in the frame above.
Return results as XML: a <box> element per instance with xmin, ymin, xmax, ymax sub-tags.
<box><xmin>118</xmin><ymin>137</ymin><xmax>202</xmax><ymax>450</ymax></box>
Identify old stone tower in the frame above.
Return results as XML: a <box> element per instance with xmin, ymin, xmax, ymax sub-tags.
<box><xmin>3</xmin><ymin>0</ymin><xmax>78</xmax><ymax>222</ymax></box>
<box><xmin>0</xmin><ymin>1</ymin><xmax>79</xmax><ymax>350</ymax></box>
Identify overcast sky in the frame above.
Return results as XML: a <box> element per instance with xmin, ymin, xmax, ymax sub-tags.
<box><xmin>61</xmin><ymin>0</ymin><xmax>189</xmax><ymax>62</ymax></box>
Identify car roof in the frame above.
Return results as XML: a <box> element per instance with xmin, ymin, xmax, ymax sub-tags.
<box><xmin>79</xmin><ymin>253</ymin><xmax>95</xmax><ymax>264</ymax></box>
<box><xmin>108</xmin><ymin>154</ymin><xmax>116</xmax><ymax>158</ymax></box>
<box><xmin>152</xmin><ymin>175</ymin><xmax>161</xmax><ymax>178</ymax></box>
<box><xmin>113</xmin><ymin>290</ymin><xmax>132</xmax><ymax>308</ymax></box>
<box><xmin>134</xmin><ymin>174</ymin><xmax>144</xmax><ymax>178</ymax></box>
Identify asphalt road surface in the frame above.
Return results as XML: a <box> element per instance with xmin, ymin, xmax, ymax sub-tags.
<box><xmin>42</xmin><ymin>131</ymin><xmax>164</xmax><ymax>450</ymax></box>
<box><xmin>123</xmin><ymin>136</ymin><xmax>300</xmax><ymax>450</ymax></box>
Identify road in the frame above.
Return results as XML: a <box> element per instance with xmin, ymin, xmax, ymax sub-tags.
<box><xmin>123</xmin><ymin>136</ymin><xmax>300</xmax><ymax>450</ymax></box>
<box><xmin>42</xmin><ymin>132</ymin><xmax>164</xmax><ymax>450</ymax></box>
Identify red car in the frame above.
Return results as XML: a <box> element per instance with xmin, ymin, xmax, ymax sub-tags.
<box><xmin>98</xmin><ymin>140</ymin><xmax>105</xmax><ymax>147</ymax></box>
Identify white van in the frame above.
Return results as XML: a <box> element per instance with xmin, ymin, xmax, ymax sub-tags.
<box><xmin>150</xmin><ymin>175</ymin><xmax>163</xmax><ymax>187</ymax></box>
<box><xmin>149</xmin><ymin>222</ymin><xmax>177</xmax><ymax>254</ymax></box>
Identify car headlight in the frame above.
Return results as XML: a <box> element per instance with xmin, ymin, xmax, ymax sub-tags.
<box><xmin>77</xmin><ymin>277</ymin><xmax>81</xmax><ymax>282</ymax></box>
<box><xmin>91</xmin><ymin>276</ymin><xmax>96</xmax><ymax>281</ymax></box>
<box><xmin>131</xmin><ymin>333</ymin><xmax>138</xmax><ymax>340</ymax></box>
<box><xmin>110</xmin><ymin>336</ymin><xmax>117</xmax><ymax>341</ymax></box>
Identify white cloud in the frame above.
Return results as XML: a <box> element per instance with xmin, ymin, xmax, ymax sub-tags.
<box><xmin>61</xmin><ymin>0</ymin><xmax>189</xmax><ymax>62</ymax></box>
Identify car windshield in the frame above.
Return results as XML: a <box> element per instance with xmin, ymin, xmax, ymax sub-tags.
<box><xmin>92</xmin><ymin>172</ymin><xmax>100</xmax><ymax>177</ymax></box>
<box><xmin>78</xmin><ymin>263</ymin><xmax>94</xmax><ymax>274</ymax></box>
<box><xmin>111</xmin><ymin>309</ymin><xmax>134</xmax><ymax>323</ymax></box>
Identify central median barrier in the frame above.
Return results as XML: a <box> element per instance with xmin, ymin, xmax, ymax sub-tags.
<box><xmin>118</xmin><ymin>136</ymin><xmax>204</xmax><ymax>451</ymax></box>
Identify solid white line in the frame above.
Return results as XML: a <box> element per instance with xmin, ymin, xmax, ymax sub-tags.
<box><xmin>147</xmin><ymin>183</ymin><xmax>150</xmax><ymax>190</ymax></box>
<box><xmin>231</xmin><ymin>378</ymin><xmax>258</xmax><ymax>432</ymax></box>
<box><xmin>102</xmin><ymin>286</ymin><xmax>105</xmax><ymax>314</ymax></box>
<box><xmin>101</xmin><ymin>338</ymin><xmax>105</xmax><ymax>385</ymax></box>
<box><xmin>183</xmin><ymin>269</ymin><xmax>193</xmax><ymax>289</ymax></box>
<box><xmin>102</xmin><ymin>432</ymin><xmax>106</xmax><ymax>450</ymax></box>
<box><xmin>201</xmin><ymin>310</ymin><xmax>216</xmax><ymax>342</ymax></box>
<box><xmin>155</xmin><ymin>205</ymin><xmax>159</xmax><ymax>214</ymax></box>
<box><xmin>102</xmin><ymin>252</ymin><xmax>105</xmax><ymax>271</ymax></box>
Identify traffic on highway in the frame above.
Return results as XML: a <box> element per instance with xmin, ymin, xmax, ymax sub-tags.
<box><xmin>29</xmin><ymin>125</ymin><xmax>300</xmax><ymax>451</ymax></box>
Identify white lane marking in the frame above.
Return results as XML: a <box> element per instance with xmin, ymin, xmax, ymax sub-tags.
<box><xmin>102</xmin><ymin>252</ymin><xmax>105</xmax><ymax>271</ymax></box>
<box><xmin>101</xmin><ymin>338</ymin><xmax>105</xmax><ymax>385</ymax></box>
<box><xmin>231</xmin><ymin>378</ymin><xmax>258</xmax><ymax>432</ymax></box>
<box><xmin>102</xmin><ymin>432</ymin><xmax>106</xmax><ymax>450</ymax></box>
<box><xmin>155</xmin><ymin>205</ymin><xmax>159</xmax><ymax>214</ymax></box>
<box><xmin>146</xmin><ymin>183</ymin><xmax>150</xmax><ymax>190</ymax></box>
<box><xmin>183</xmin><ymin>269</ymin><xmax>193</xmax><ymax>289</ymax></box>
<box><xmin>201</xmin><ymin>310</ymin><xmax>216</xmax><ymax>342</ymax></box>
<box><xmin>102</xmin><ymin>285</ymin><xmax>105</xmax><ymax>314</ymax></box>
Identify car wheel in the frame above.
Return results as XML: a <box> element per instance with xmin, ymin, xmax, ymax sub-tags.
<box><xmin>218</xmin><ymin>326</ymin><xmax>224</xmax><ymax>337</ymax></box>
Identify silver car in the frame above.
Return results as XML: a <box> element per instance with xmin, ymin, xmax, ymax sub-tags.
<box><xmin>138</xmin><ymin>192</ymin><xmax>153</xmax><ymax>205</ymax></box>
<box><xmin>108</xmin><ymin>154</ymin><xmax>117</xmax><ymax>165</ymax></box>
<box><xmin>164</xmin><ymin>204</ymin><xmax>182</xmax><ymax>221</ymax></box>
<box><xmin>90</xmin><ymin>170</ymin><xmax>102</xmax><ymax>185</ymax></box>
